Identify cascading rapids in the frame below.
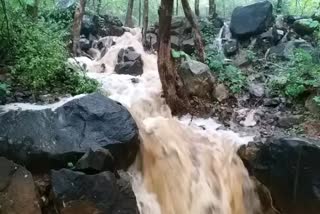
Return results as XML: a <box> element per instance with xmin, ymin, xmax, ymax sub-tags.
<box><xmin>73</xmin><ymin>29</ymin><xmax>262</xmax><ymax>214</ymax></box>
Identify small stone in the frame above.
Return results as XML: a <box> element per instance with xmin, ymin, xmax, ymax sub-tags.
<box><xmin>214</xmin><ymin>84</ymin><xmax>229</xmax><ymax>102</ymax></box>
<box><xmin>249</xmin><ymin>83</ymin><xmax>265</xmax><ymax>97</ymax></box>
<box><xmin>277</xmin><ymin>114</ymin><xmax>304</xmax><ymax>128</ymax></box>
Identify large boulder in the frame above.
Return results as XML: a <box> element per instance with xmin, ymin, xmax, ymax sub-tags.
<box><xmin>269</xmin><ymin>39</ymin><xmax>314</xmax><ymax>60</ymax></box>
<box><xmin>238</xmin><ymin>137</ymin><xmax>320</xmax><ymax>214</ymax></box>
<box><xmin>293</xmin><ymin>18</ymin><xmax>319</xmax><ymax>36</ymax></box>
<box><xmin>0</xmin><ymin>157</ymin><xmax>41</xmax><ymax>214</ymax></box>
<box><xmin>230</xmin><ymin>1</ymin><xmax>273</xmax><ymax>39</ymax></box>
<box><xmin>178</xmin><ymin>59</ymin><xmax>215</xmax><ymax>99</ymax></box>
<box><xmin>81</xmin><ymin>14</ymin><xmax>125</xmax><ymax>38</ymax></box>
<box><xmin>115</xmin><ymin>47</ymin><xmax>144</xmax><ymax>76</ymax></box>
<box><xmin>51</xmin><ymin>169</ymin><xmax>139</xmax><ymax>214</ymax></box>
<box><xmin>0</xmin><ymin>93</ymin><xmax>139</xmax><ymax>172</ymax></box>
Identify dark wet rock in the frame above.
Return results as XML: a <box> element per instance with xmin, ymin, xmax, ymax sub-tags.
<box><xmin>0</xmin><ymin>157</ymin><xmax>41</xmax><ymax>214</ymax></box>
<box><xmin>263</xmin><ymin>98</ymin><xmax>281</xmax><ymax>107</ymax></box>
<box><xmin>182</xmin><ymin>38</ymin><xmax>195</xmax><ymax>55</ymax></box>
<box><xmin>238</xmin><ymin>137</ymin><xmax>320</xmax><ymax>214</ymax></box>
<box><xmin>230</xmin><ymin>1</ymin><xmax>273</xmax><ymax>39</ymax></box>
<box><xmin>81</xmin><ymin>14</ymin><xmax>125</xmax><ymax>38</ymax></box>
<box><xmin>293</xmin><ymin>18</ymin><xmax>319</xmax><ymax>36</ymax></box>
<box><xmin>269</xmin><ymin>39</ymin><xmax>314</xmax><ymax>60</ymax></box>
<box><xmin>223</xmin><ymin>39</ymin><xmax>238</xmax><ymax>56</ymax></box>
<box><xmin>0</xmin><ymin>93</ymin><xmax>139</xmax><ymax>172</ymax></box>
<box><xmin>51</xmin><ymin>169</ymin><xmax>139</xmax><ymax>214</ymax></box>
<box><xmin>79</xmin><ymin>37</ymin><xmax>91</xmax><ymax>52</ymax></box>
<box><xmin>277</xmin><ymin>114</ymin><xmax>304</xmax><ymax>128</ymax></box>
<box><xmin>115</xmin><ymin>47</ymin><xmax>143</xmax><ymax>76</ymax></box>
<box><xmin>178</xmin><ymin>59</ymin><xmax>215</xmax><ymax>99</ymax></box>
<box><xmin>75</xmin><ymin>147</ymin><xmax>115</xmax><ymax>173</ymax></box>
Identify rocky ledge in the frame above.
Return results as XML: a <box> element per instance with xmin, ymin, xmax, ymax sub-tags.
<box><xmin>0</xmin><ymin>92</ymin><xmax>140</xmax><ymax>214</ymax></box>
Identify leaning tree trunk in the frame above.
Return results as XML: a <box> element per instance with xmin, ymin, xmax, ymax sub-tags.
<box><xmin>181</xmin><ymin>0</ymin><xmax>205</xmax><ymax>62</ymax></box>
<box><xmin>195</xmin><ymin>0</ymin><xmax>199</xmax><ymax>16</ymax></box>
<box><xmin>209</xmin><ymin>0</ymin><xmax>216</xmax><ymax>17</ymax></box>
<box><xmin>139</xmin><ymin>0</ymin><xmax>142</xmax><ymax>26</ymax></box>
<box><xmin>176</xmin><ymin>0</ymin><xmax>179</xmax><ymax>15</ymax></box>
<box><xmin>142</xmin><ymin>0</ymin><xmax>149</xmax><ymax>45</ymax></box>
<box><xmin>32</xmin><ymin>0</ymin><xmax>40</xmax><ymax>19</ymax></box>
<box><xmin>277</xmin><ymin>0</ymin><xmax>282</xmax><ymax>13</ymax></box>
<box><xmin>72</xmin><ymin>0</ymin><xmax>86</xmax><ymax>56</ymax></box>
<box><xmin>125</xmin><ymin>0</ymin><xmax>135</xmax><ymax>27</ymax></box>
<box><xmin>158</xmin><ymin>0</ymin><xmax>189</xmax><ymax>115</ymax></box>
<box><xmin>96</xmin><ymin>0</ymin><xmax>102</xmax><ymax>15</ymax></box>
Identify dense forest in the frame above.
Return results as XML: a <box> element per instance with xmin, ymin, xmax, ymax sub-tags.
<box><xmin>0</xmin><ymin>0</ymin><xmax>320</xmax><ymax>214</ymax></box>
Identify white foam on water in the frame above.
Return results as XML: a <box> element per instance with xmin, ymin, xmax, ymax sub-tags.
<box><xmin>73</xmin><ymin>28</ymin><xmax>261</xmax><ymax>214</ymax></box>
<box><xmin>0</xmin><ymin>94</ymin><xmax>85</xmax><ymax>112</ymax></box>
<box><xmin>0</xmin><ymin>27</ymin><xmax>260</xmax><ymax>214</ymax></box>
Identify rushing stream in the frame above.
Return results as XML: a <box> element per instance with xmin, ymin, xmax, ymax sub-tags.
<box><xmin>73</xmin><ymin>29</ymin><xmax>262</xmax><ymax>214</ymax></box>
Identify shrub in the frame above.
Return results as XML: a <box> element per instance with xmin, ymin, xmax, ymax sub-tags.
<box><xmin>206</xmin><ymin>49</ymin><xmax>246</xmax><ymax>94</ymax></box>
<box><xmin>269</xmin><ymin>49</ymin><xmax>320</xmax><ymax>98</ymax></box>
<box><xmin>0</xmin><ymin>5</ymin><xmax>98</xmax><ymax>97</ymax></box>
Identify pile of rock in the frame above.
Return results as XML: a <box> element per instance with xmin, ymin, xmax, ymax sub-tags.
<box><xmin>0</xmin><ymin>93</ymin><xmax>140</xmax><ymax>213</ymax></box>
<box><xmin>239</xmin><ymin>137</ymin><xmax>320</xmax><ymax>214</ymax></box>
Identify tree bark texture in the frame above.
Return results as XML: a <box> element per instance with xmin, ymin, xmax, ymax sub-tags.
<box><xmin>72</xmin><ymin>0</ymin><xmax>86</xmax><ymax>56</ymax></box>
<box><xmin>125</xmin><ymin>0</ymin><xmax>135</xmax><ymax>27</ymax></box>
<box><xmin>209</xmin><ymin>0</ymin><xmax>216</xmax><ymax>17</ymax></box>
<box><xmin>194</xmin><ymin>0</ymin><xmax>199</xmax><ymax>16</ymax></box>
<box><xmin>139</xmin><ymin>0</ymin><xmax>142</xmax><ymax>26</ymax></box>
<box><xmin>32</xmin><ymin>0</ymin><xmax>40</xmax><ymax>19</ymax></box>
<box><xmin>97</xmin><ymin>0</ymin><xmax>102</xmax><ymax>15</ymax></box>
<box><xmin>175</xmin><ymin>0</ymin><xmax>178</xmax><ymax>15</ymax></box>
<box><xmin>158</xmin><ymin>0</ymin><xmax>189</xmax><ymax>115</ymax></box>
<box><xmin>181</xmin><ymin>0</ymin><xmax>205</xmax><ymax>62</ymax></box>
<box><xmin>277</xmin><ymin>0</ymin><xmax>282</xmax><ymax>13</ymax></box>
<box><xmin>142</xmin><ymin>0</ymin><xmax>149</xmax><ymax>45</ymax></box>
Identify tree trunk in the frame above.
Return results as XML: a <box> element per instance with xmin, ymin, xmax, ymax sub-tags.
<box><xmin>194</xmin><ymin>0</ymin><xmax>199</xmax><ymax>16</ymax></box>
<box><xmin>97</xmin><ymin>0</ymin><xmax>102</xmax><ymax>15</ymax></box>
<box><xmin>175</xmin><ymin>0</ymin><xmax>178</xmax><ymax>15</ymax></box>
<box><xmin>72</xmin><ymin>0</ymin><xmax>86</xmax><ymax>56</ymax></box>
<box><xmin>277</xmin><ymin>0</ymin><xmax>282</xmax><ymax>13</ymax></box>
<box><xmin>139</xmin><ymin>0</ymin><xmax>142</xmax><ymax>26</ymax></box>
<box><xmin>142</xmin><ymin>0</ymin><xmax>149</xmax><ymax>45</ymax></box>
<box><xmin>158</xmin><ymin>0</ymin><xmax>189</xmax><ymax>115</ymax></box>
<box><xmin>125</xmin><ymin>0</ymin><xmax>135</xmax><ymax>27</ymax></box>
<box><xmin>33</xmin><ymin>0</ymin><xmax>40</xmax><ymax>18</ymax></box>
<box><xmin>209</xmin><ymin>0</ymin><xmax>216</xmax><ymax>17</ymax></box>
<box><xmin>181</xmin><ymin>0</ymin><xmax>205</xmax><ymax>62</ymax></box>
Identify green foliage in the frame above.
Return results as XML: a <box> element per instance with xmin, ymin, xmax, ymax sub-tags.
<box><xmin>270</xmin><ymin>49</ymin><xmax>320</xmax><ymax>98</ymax></box>
<box><xmin>0</xmin><ymin>82</ymin><xmax>10</xmax><ymax>99</ymax></box>
<box><xmin>172</xmin><ymin>49</ymin><xmax>190</xmax><ymax>60</ymax></box>
<box><xmin>314</xmin><ymin>96</ymin><xmax>320</xmax><ymax>106</ymax></box>
<box><xmin>0</xmin><ymin>1</ymin><xmax>98</xmax><ymax>98</ymax></box>
<box><xmin>246</xmin><ymin>50</ymin><xmax>257</xmax><ymax>63</ymax></box>
<box><xmin>218</xmin><ymin>65</ymin><xmax>246</xmax><ymax>94</ymax></box>
<box><xmin>205</xmin><ymin>48</ymin><xmax>246</xmax><ymax>94</ymax></box>
<box><xmin>11</xmin><ymin>17</ymin><xmax>69</xmax><ymax>91</ymax></box>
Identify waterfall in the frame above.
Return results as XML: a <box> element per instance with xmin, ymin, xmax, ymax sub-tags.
<box><xmin>73</xmin><ymin>29</ymin><xmax>262</xmax><ymax>214</ymax></box>
<box><xmin>215</xmin><ymin>22</ymin><xmax>232</xmax><ymax>53</ymax></box>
